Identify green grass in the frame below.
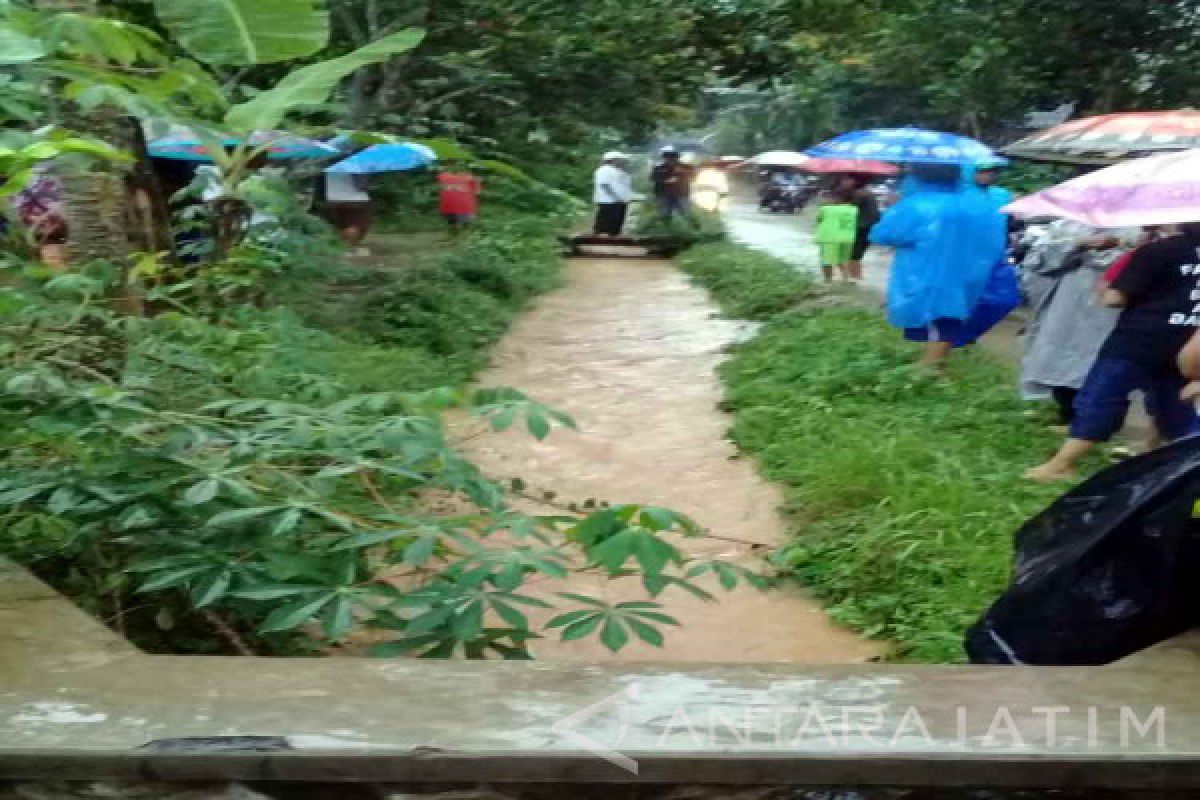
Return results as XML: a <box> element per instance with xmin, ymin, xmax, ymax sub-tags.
<box><xmin>676</xmin><ymin>243</ymin><xmax>816</xmax><ymax>320</ymax></box>
<box><xmin>308</xmin><ymin>215</ymin><xmax>565</xmax><ymax>387</ymax></box>
<box><xmin>676</xmin><ymin>241</ymin><xmax>1064</xmax><ymax>663</ymax></box>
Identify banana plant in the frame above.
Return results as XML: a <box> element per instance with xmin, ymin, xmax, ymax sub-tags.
<box><xmin>0</xmin><ymin>128</ymin><xmax>127</xmax><ymax>197</ymax></box>
<box><xmin>1</xmin><ymin>0</ymin><xmax>426</xmax><ymax>258</ymax></box>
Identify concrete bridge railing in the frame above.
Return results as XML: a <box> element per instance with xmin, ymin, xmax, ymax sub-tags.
<box><xmin>2</xmin><ymin>559</ymin><xmax>1198</xmax><ymax>795</ymax></box>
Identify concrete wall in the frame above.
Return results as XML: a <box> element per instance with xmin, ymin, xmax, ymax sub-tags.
<box><xmin>3</xmin><ymin>560</ymin><xmax>1199</xmax><ymax>792</ymax></box>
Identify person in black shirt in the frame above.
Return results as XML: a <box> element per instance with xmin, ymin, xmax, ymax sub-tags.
<box><xmin>651</xmin><ymin>147</ymin><xmax>694</xmax><ymax>217</ymax></box>
<box><xmin>838</xmin><ymin>174</ymin><xmax>880</xmax><ymax>281</ymax></box>
<box><xmin>1026</xmin><ymin>224</ymin><xmax>1200</xmax><ymax>481</ymax></box>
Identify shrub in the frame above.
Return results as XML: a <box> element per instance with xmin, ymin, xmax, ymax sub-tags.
<box><xmin>0</xmin><ymin>212</ymin><xmax>760</xmax><ymax>659</ymax></box>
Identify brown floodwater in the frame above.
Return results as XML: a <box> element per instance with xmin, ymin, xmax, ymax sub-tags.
<box><xmin>462</xmin><ymin>257</ymin><xmax>882</xmax><ymax>663</ymax></box>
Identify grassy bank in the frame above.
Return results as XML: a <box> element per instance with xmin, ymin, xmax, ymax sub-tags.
<box><xmin>324</xmin><ymin>215</ymin><xmax>566</xmax><ymax>385</ymax></box>
<box><xmin>677</xmin><ymin>243</ymin><xmax>1062</xmax><ymax>663</ymax></box>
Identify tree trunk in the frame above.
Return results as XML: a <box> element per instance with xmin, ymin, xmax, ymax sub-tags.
<box><xmin>36</xmin><ymin>0</ymin><xmax>136</xmax><ymax>266</ymax></box>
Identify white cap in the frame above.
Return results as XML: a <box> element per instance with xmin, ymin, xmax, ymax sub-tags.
<box><xmin>602</xmin><ymin>150</ymin><xmax>628</xmax><ymax>161</ymax></box>
<box><xmin>660</xmin><ymin>145</ymin><xmax>678</xmax><ymax>155</ymax></box>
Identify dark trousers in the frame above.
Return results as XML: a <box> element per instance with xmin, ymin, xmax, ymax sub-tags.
<box><xmin>1051</xmin><ymin>387</ymin><xmax>1078</xmax><ymax>424</ymax></box>
<box><xmin>594</xmin><ymin>203</ymin><xmax>628</xmax><ymax>235</ymax></box>
<box><xmin>1069</xmin><ymin>356</ymin><xmax>1200</xmax><ymax>442</ymax></box>
<box><xmin>660</xmin><ymin>195</ymin><xmax>690</xmax><ymax>217</ymax></box>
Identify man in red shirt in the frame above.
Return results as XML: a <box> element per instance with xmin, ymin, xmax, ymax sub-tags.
<box><xmin>437</xmin><ymin>165</ymin><xmax>482</xmax><ymax>234</ymax></box>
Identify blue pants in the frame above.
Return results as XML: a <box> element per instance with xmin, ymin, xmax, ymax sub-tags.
<box><xmin>903</xmin><ymin>317</ymin><xmax>965</xmax><ymax>344</ymax></box>
<box><xmin>1069</xmin><ymin>356</ymin><xmax>1200</xmax><ymax>443</ymax></box>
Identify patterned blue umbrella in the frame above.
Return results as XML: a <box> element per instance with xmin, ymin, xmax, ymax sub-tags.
<box><xmin>325</xmin><ymin>143</ymin><xmax>437</xmax><ymax>174</ymax></box>
<box><xmin>806</xmin><ymin>127</ymin><xmax>999</xmax><ymax>165</ymax></box>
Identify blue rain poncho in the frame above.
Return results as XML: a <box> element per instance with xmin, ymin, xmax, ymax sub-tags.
<box><xmin>870</xmin><ymin>172</ymin><xmax>1007</xmax><ymax>330</ymax></box>
<box><xmin>983</xmin><ymin>185</ymin><xmax>1014</xmax><ymax>209</ymax></box>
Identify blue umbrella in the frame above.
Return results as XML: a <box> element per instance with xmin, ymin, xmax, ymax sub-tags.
<box><xmin>806</xmin><ymin>127</ymin><xmax>999</xmax><ymax>165</ymax></box>
<box><xmin>148</xmin><ymin>128</ymin><xmax>338</xmax><ymax>161</ymax></box>
<box><xmin>326</xmin><ymin>143</ymin><xmax>437</xmax><ymax>174</ymax></box>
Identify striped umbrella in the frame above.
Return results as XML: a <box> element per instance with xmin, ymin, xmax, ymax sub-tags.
<box><xmin>1005</xmin><ymin>111</ymin><xmax>1200</xmax><ymax>164</ymax></box>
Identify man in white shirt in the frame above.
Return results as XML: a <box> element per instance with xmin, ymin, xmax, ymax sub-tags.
<box><xmin>592</xmin><ymin>151</ymin><xmax>632</xmax><ymax>236</ymax></box>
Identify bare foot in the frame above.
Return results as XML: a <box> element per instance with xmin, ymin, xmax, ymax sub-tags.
<box><xmin>1024</xmin><ymin>462</ymin><xmax>1076</xmax><ymax>482</ymax></box>
<box><xmin>915</xmin><ymin>358</ymin><xmax>948</xmax><ymax>376</ymax></box>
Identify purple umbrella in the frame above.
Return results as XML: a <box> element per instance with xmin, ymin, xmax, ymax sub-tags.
<box><xmin>1004</xmin><ymin>149</ymin><xmax>1200</xmax><ymax>227</ymax></box>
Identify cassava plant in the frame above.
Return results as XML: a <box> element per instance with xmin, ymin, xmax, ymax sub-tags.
<box><xmin>0</xmin><ymin>265</ymin><xmax>765</xmax><ymax>657</ymax></box>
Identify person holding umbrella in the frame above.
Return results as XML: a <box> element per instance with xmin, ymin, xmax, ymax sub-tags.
<box><xmin>1024</xmin><ymin>224</ymin><xmax>1200</xmax><ymax>481</ymax></box>
<box><xmin>321</xmin><ymin>171</ymin><xmax>372</xmax><ymax>253</ymax></box>
<box><xmin>1002</xmin><ymin>149</ymin><xmax>1200</xmax><ymax>479</ymax></box>
<box><xmin>592</xmin><ymin>151</ymin><xmax>633</xmax><ymax>236</ymax></box>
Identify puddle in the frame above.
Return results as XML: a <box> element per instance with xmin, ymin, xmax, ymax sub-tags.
<box><xmin>463</xmin><ymin>257</ymin><xmax>882</xmax><ymax>663</ymax></box>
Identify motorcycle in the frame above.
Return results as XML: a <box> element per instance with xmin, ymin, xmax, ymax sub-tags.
<box><xmin>759</xmin><ymin>182</ymin><xmax>809</xmax><ymax>213</ymax></box>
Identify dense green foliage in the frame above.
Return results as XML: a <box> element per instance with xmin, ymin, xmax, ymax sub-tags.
<box><xmin>351</xmin><ymin>218</ymin><xmax>565</xmax><ymax>379</ymax></box>
<box><xmin>676</xmin><ymin>242</ymin><xmax>1062</xmax><ymax>662</ymax></box>
<box><xmin>0</xmin><ymin>0</ymin><xmax>775</xmax><ymax>659</ymax></box>
<box><xmin>0</xmin><ymin>207</ymin><xmax>763</xmax><ymax>657</ymax></box>
<box><xmin>705</xmin><ymin>0</ymin><xmax>1200</xmax><ymax>152</ymax></box>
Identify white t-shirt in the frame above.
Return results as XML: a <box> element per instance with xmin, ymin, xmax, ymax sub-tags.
<box><xmin>326</xmin><ymin>171</ymin><xmax>369</xmax><ymax>203</ymax></box>
<box><xmin>593</xmin><ymin>164</ymin><xmax>632</xmax><ymax>204</ymax></box>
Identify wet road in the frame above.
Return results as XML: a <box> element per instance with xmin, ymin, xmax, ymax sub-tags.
<box><xmin>723</xmin><ymin>201</ymin><xmax>893</xmax><ymax>292</ymax></box>
<box><xmin>462</xmin><ymin>257</ymin><xmax>882</xmax><ymax>663</ymax></box>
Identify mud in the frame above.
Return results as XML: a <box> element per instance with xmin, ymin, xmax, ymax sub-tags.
<box><xmin>462</xmin><ymin>257</ymin><xmax>881</xmax><ymax>663</ymax></box>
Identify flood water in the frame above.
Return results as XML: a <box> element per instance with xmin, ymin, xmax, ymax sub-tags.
<box><xmin>463</xmin><ymin>256</ymin><xmax>882</xmax><ymax>663</ymax></box>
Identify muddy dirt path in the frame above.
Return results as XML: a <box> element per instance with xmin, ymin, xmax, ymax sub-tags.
<box><xmin>462</xmin><ymin>257</ymin><xmax>881</xmax><ymax>663</ymax></box>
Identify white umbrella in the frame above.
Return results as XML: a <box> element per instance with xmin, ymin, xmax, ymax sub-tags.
<box><xmin>749</xmin><ymin>150</ymin><xmax>810</xmax><ymax>168</ymax></box>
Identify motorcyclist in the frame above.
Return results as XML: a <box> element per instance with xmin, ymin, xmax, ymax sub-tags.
<box><xmin>760</xmin><ymin>170</ymin><xmax>804</xmax><ymax>212</ymax></box>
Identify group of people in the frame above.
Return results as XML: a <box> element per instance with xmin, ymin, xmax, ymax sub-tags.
<box><xmin>1018</xmin><ymin>220</ymin><xmax>1200</xmax><ymax>480</ymax></box>
<box><xmin>590</xmin><ymin>146</ymin><xmax>707</xmax><ymax>237</ymax></box>
<box><xmin>814</xmin><ymin>175</ymin><xmax>882</xmax><ymax>282</ymax></box>
<box><xmin>853</xmin><ymin>159</ymin><xmax>1200</xmax><ymax>481</ymax></box>
<box><xmin>318</xmin><ymin>164</ymin><xmax>483</xmax><ymax>254</ymax></box>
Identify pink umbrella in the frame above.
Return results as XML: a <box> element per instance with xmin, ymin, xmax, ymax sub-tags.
<box><xmin>800</xmin><ymin>157</ymin><xmax>900</xmax><ymax>176</ymax></box>
<box><xmin>1003</xmin><ymin>149</ymin><xmax>1200</xmax><ymax>227</ymax></box>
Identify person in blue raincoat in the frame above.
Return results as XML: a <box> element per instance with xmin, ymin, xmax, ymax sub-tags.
<box><xmin>973</xmin><ymin>160</ymin><xmax>1013</xmax><ymax>209</ymax></box>
<box><xmin>869</xmin><ymin>162</ymin><xmax>1008</xmax><ymax>369</ymax></box>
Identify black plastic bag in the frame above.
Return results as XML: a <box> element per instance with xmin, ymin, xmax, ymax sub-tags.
<box><xmin>966</xmin><ymin>436</ymin><xmax>1200</xmax><ymax>665</ymax></box>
